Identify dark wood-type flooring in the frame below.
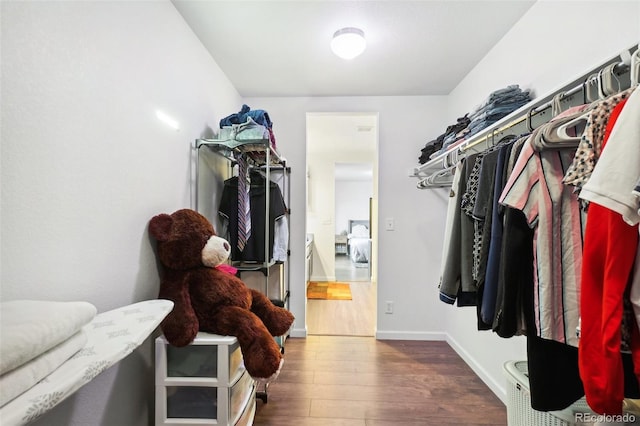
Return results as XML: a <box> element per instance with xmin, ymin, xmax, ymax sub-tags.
<box><xmin>254</xmin><ymin>335</ymin><xmax>507</xmax><ymax>426</ymax></box>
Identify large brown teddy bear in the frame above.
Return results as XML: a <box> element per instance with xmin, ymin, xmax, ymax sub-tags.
<box><xmin>149</xmin><ymin>208</ymin><xmax>294</xmax><ymax>381</ymax></box>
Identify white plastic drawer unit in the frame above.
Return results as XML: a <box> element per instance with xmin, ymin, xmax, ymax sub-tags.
<box><xmin>155</xmin><ymin>333</ymin><xmax>256</xmax><ymax>426</ymax></box>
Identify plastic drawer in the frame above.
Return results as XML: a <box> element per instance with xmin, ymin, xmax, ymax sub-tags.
<box><xmin>157</xmin><ymin>372</ymin><xmax>254</xmax><ymax>424</ymax></box>
<box><xmin>156</xmin><ymin>333</ymin><xmax>244</xmax><ymax>386</ymax></box>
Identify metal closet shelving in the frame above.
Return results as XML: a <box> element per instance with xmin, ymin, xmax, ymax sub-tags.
<box><xmin>194</xmin><ymin>136</ymin><xmax>292</xmax><ymax>403</ymax></box>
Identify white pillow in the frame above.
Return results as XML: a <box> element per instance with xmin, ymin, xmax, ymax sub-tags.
<box><xmin>351</xmin><ymin>224</ymin><xmax>369</xmax><ymax>238</ymax></box>
<box><xmin>0</xmin><ymin>300</ymin><xmax>97</xmax><ymax>374</ymax></box>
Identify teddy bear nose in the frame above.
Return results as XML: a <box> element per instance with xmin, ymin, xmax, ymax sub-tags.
<box><xmin>223</xmin><ymin>241</ymin><xmax>230</xmax><ymax>251</ymax></box>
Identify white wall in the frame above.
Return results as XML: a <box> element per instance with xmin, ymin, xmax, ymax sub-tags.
<box><xmin>443</xmin><ymin>0</ymin><xmax>640</xmax><ymax>402</ymax></box>
<box><xmin>306</xmin><ymin>151</ymin><xmax>337</xmax><ymax>281</ymax></box>
<box><xmin>1</xmin><ymin>1</ymin><xmax>241</xmax><ymax>425</ymax></box>
<box><xmin>335</xmin><ymin>180</ymin><xmax>372</xmax><ymax>235</ymax></box>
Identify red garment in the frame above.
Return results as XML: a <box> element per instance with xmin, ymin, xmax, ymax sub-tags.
<box><xmin>578</xmin><ymin>99</ymin><xmax>640</xmax><ymax>414</ymax></box>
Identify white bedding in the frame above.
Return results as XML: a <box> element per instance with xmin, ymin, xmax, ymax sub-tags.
<box><xmin>0</xmin><ymin>300</ymin><xmax>97</xmax><ymax>375</ymax></box>
<box><xmin>348</xmin><ymin>223</ymin><xmax>370</xmax><ymax>264</ymax></box>
<box><xmin>0</xmin><ymin>299</ymin><xmax>173</xmax><ymax>426</ymax></box>
<box><xmin>0</xmin><ymin>330</ymin><xmax>87</xmax><ymax>407</ymax></box>
<box><xmin>349</xmin><ymin>237</ymin><xmax>371</xmax><ymax>264</ymax></box>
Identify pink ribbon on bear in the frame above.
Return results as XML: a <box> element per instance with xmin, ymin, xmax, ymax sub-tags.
<box><xmin>215</xmin><ymin>264</ymin><xmax>238</xmax><ymax>276</ymax></box>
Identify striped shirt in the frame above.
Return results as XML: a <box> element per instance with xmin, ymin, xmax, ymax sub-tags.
<box><xmin>499</xmin><ymin>137</ymin><xmax>585</xmax><ymax>347</ymax></box>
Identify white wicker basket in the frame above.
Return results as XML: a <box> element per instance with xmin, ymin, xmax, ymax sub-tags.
<box><xmin>504</xmin><ymin>361</ymin><xmax>635</xmax><ymax>426</ymax></box>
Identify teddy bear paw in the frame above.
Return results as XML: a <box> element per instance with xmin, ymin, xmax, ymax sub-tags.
<box><xmin>266</xmin><ymin>309</ymin><xmax>295</xmax><ymax>337</ymax></box>
<box><xmin>254</xmin><ymin>358</ymin><xmax>284</xmax><ymax>386</ymax></box>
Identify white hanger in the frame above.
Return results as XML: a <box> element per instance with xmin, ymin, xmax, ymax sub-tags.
<box><xmin>540</xmin><ymin>106</ymin><xmax>594</xmax><ymax>146</ymax></box>
<box><xmin>631</xmin><ymin>45</ymin><xmax>640</xmax><ymax>86</ymax></box>
<box><xmin>551</xmin><ymin>92</ymin><xmax>566</xmax><ymax>117</ymax></box>
<box><xmin>597</xmin><ymin>63</ymin><xmax>621</xmax><ymax>99</ymax></box>
<box><xmin>584</xmin><ymin>73</ymin><xmax>600</xmax><ymax>103</ymax></box>
<box><xmin>427</xmin><ymin>166</ymin><xmax>456</xmax><ymax>187</ymax></box>
<box><xmin>553</xmin><ymin>114</ymin><xmax>588</xmax><ymax>140</ymax></box>
<box><xmin>417</xmin><ymin>165</ymin><xmax>456</xmax><ymax>189</ymax></box>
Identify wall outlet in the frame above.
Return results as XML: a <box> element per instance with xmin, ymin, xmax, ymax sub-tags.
<box><xmin>385</xmin><ymin>301</ymin><xmax>394</xmax><ymax>314</ymax></box>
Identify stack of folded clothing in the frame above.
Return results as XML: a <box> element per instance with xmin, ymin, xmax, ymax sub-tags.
<box><xmin>219</xmin><ymin>104</ymin><xmax>277</xmax><ymax>149</ymax></box>
<box><xmin>440</xmin><ymin>114</ymin><xmax>471</xmax><ymax>152</ymax></box>
<box><xmin>417</xmin><ymin>85</ymin><xmax>532</xmax><ymax>165</ymax></box>
<box><xmin>0</xmin><ymin>300</ymin><xmax>97</xmax><ymax>407</ymax></box>
<box><xmin>418</xmin><ymin>114</ymin><xmax>471</xmax><ymax>164</ymax></box>
<box><xmin>418</xmin><ymin>134</ymin><xmax>444</xmax><ymax>164</ymax></box>
<box><xmin>466</xmin><ymin>85</ymin><xmax>532</xmax><ymax>138</ymax></box>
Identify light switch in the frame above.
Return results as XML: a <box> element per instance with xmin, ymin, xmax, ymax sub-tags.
<box><xmin>385</xmin><ymin>217</ymin><xmax>394</xmax><ymax>231</ymax></box>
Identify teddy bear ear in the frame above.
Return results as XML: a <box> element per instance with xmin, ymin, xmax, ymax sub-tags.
<box><xmin>149</xmin><ymin>214</ymin><xmax>173</xmax><ymax>241</ymax></box>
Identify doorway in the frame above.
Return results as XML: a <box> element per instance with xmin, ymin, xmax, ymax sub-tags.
<box><xmin>305</xmin><ymin>112</ymin><xmax>378</xmax><ymax>337</ymax></box>
<box><xmin>334</xmin><ymin>163</ymin><xmax>372</xmax><ymax>282</ymax></box>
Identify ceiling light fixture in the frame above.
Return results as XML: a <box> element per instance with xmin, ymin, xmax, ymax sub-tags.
<box><xmin>331</xmin><ymin>27</ymin><xmax>366</xmax><ymax>60</ymax></box>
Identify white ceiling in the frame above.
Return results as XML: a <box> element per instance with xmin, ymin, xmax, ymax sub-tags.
<box><xmin>171</xmin><ymin>0</ymin><xmax>536</xmax><ymax>97</ymax></box>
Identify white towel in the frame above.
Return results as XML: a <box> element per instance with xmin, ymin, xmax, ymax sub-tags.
<box><xmin>0</xmin><ymin>300</ymin><xmax>97</xmax><ymax>374</ymax></box>
<box><xmin>0</xmin><ymin>330</ymin><xmax>87</xmax><ymax>407</ymax></box>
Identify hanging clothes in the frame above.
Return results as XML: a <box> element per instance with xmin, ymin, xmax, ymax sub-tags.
<box><xmin>439</xmin><ymin>155</ymin><xmax>478</xmax><ymax>307</ymax></box>
<box><xmin>471</xmin><ymin>147</ymin><xmax>503</xmax><ymax>330</ymax></box>
<box><xmin>431</xmin><ymin>54</ymin><xmax>640</xmax><ymax>415</ymax></box>
<box><xmin>563</xmin><ymin>87</ymin><xmax>636</xmax><ymax>191</ymax></box>
<box><xmin>480</xmin><ymin>141</ymin><xmax>515</xmax><ymax>326</ymax></box>
<box><xmin>219</xmin><ymin>171</ymin><xmax>287</xmax><ymax>263</ymax></box>
<box><xmin>488</xmin><ymin>141</ymin><xmax>588</xmax><ymax>412</ymax></box>
<box><xmin>577</xmin><ymin>91</ymin><xmax>640</xmax><ymax>415</ymax></box>
<box><xmin>492</xmin><ymin>137</ymin><xmax>530</xmax><ymax>338</ymax></box>
<box><xmin>499</xmin><ymin>132</ymin><xmax>584</xmax><ymax>348</ymax></box>
<box><xmin>235</xmin><ymin>153</ymin><xmax>251</xmax><ymax>252</ymax></box>
<box><xmin>468</xmin><ymin>136</ymin><xmax>518</xmax><ymax>329</ymax></box>
<box><xmin>578</xmin><ymin>87</ymin><xmax>640</xmax><ymax>225</ymax></box>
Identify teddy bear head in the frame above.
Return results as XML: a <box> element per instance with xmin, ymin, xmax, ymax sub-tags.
<box><xmin>149</xmin><ymin>209</ymin><xmax>230</xmax><ymax>270</ymax></box>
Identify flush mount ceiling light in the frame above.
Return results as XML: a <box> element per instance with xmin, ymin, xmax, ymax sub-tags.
<box><xmin>331</xmin><ymin>27</ymin><xmax>366</xmax><ymax>60</ymax></box>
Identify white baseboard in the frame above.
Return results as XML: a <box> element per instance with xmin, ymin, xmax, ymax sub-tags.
<box><xmin>309</xmin><ymin>275</ymin><xmax>336</xmax><ymax>282</ymax></box>
<box><xmin>289</xmin><ymin>327</ymin><xmax>307</xmax><ymax>338</ymax></box>
<box><xmin>375</xmin><ymin>330</ymin><xmax>447</xmax><ymax>341</ymax></box>
<box><xmin>445</xmin><ymin>333</ymin><xmax>507</xmax><ymax>404</ymax></box>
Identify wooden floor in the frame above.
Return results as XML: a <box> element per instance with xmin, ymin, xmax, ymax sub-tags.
<box><xmin>306</xmin><ymin>280</ymin><xmax>376</xmax><ymax>336</ymax></box>
<box><xmin>254</xmin><ymin>336</ymin><xmax>507</xmax><ymax>426</ymax></box>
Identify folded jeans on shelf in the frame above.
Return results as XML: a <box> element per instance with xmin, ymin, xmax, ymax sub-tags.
<box><xmin>219</xmin><ymin>104</ymin><xmax>272</xmax><ymax>129</ymax></box>
<box><xmin>219</xmin><ymin>117</ymin><xmax>270</xmax><ymax>141</ymax></box>
<box><xmin>469</xmin><ymin>98</ymin><xmax>530</xmax><ymax>122</ymax></box>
